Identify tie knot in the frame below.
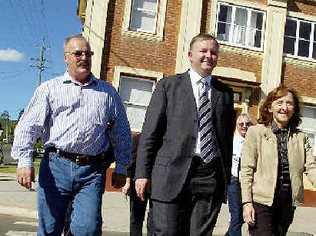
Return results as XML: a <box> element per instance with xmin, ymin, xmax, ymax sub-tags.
<box><xmin>199</xmin><ymin>78</ymin><xmax>209</xmax><ymax>92</ymax></box>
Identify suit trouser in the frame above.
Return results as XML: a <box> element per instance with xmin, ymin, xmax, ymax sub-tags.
<box><xmin>151</xmin><ymin>158</ymin><xmax>223</xmax><ymax>236</ymax></box>
<box><xmin>129</xmin><ymin>181</ymin><xmax>153</xmax><ymax>236</ymax></box>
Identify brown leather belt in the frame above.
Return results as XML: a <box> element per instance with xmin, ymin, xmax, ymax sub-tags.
<box><xmin>45</xmin><ymin>146</ymin><xmax>106</xmax><ymax>165</ymax></box>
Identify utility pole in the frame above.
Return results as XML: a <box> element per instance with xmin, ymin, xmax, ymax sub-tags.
<box><xmin>31</xmin><ymin>38</ymin><xmax>47</xmax><ymax>86</ymax></box>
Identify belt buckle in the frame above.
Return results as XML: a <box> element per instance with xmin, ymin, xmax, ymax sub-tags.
<box><xmin>75</xmin><ymin>155</ymin><xmax>81</xmax><ymax>164</ymax></box>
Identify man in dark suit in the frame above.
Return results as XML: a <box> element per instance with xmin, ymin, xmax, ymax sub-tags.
<box><xmin>135</xmin><ymin>34</ymin><xmax>235</xmax><ymax>235</ymax></box>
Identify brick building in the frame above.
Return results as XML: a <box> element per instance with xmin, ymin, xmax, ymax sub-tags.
<box><xmin>77</xmin><ymin>0</ymin><xmax>316</xmax><ymax>147</ymax></box>
<box><xmin>77</xmin><ymin>0</ymin><xmax>316</xmax><ymax>200</ymax></box>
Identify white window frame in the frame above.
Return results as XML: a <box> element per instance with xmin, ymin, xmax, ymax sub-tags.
<box><xmin>300</xmin><ymin>104</ymin><xmax>316</xmax><ymax>155</ymax></box>
<box><xmin>122</xmin><ymin>0</ymin><xmax>167</xmax><ymax>41</ymax></box>
<box><xmin>129</xmin><ymin>1</ymin><xmax>158</xmax><ymax>34</ymax></box>
<box><xmin>215</xmin><ymin>2</ymin><xmax>266</xmax><ymax>51</ymax></box>
<box><xmin>299</xmin><ymin>97</ymin><xmax>316</xmax><ymax>156</ymax></box>
<box><xmin>284</xmin><ymin>17</ymin><xmax>316</xmax><ymax>61</ymax></box>
<box><xmin>113</xmin><ymin>66</ymin><xmax>163</xmax><ymax>132</ymax></box>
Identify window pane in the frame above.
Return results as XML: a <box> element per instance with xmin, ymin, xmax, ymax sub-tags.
<box><xmin>129</xmin><ymin>0</ymin><xmax>158</xmax><ymax>33</ymax></box>
<box><xmin>234</xmin><ymin>8</ymin><xmax>247</xmax><ymax>26</ymax></box>
<box><xmin>283</xmin><ymin>36</ymin><xmax>295</xmax><ymax>54</ymax></box>
<box><xmin>299</xmin><ymin>21</ymin><xmax>311</xmax><ymax>40</ymax></box>
<box><xmin>255</xmin><ymin>12</ymin><xmax>263</xmax><ymax>30</ymax></box>
<box><xmin>298</xmin><ymin>39</ymin><xmax>310</xmax><ymax>57</ymax></box>
<box><xmin>119</xmin><ymin>76</ymin><xmax>154</xmax><ymax>106</ymax></box>
<box><xmin>313</xmin><ymin>42</ymin><xmax>316</xmax><ymax>59</ymax></box>
<box><xmin>217</xmin><ymin>22</ymin><xmax>231</xmax><ymax>41</ymax></box>
<box><xmin>300</xmin><ymin>106</ymin><xmax>316</xmax><ymax>146</ymax></box>
<box><xmin>254</xmin><ymin>30</ymin><xmax>262</xmax><ymax>47</ymax></box>
<box><xmin>250</xmin><ymin>11</ymin><xmax>263</xmax><ymax>30</ymax></box>
<box><xmin>218</xmin><ymin>5</ymin><xmax>232</xmax><ymax>23</ymax></box>
<box><xmin>232</xmin><ymin>8</ymin><xmax>247</xmax><ymax>45</ymax></box>
<box><xmin>248</xmin><ymin>12</ymin><xmax>263</xmax><ymax>47</ymax></box>
<box><xmin>285</xmin><ymin>19</ymin><xmax>297</xmax><ymax>36</ymax></box>
<box><xmin>141</xmin><ymin>0</ymin><xmax>157</xmax><ymax>11</ymax></box>
<box><xmin>125</xmin><ymin>104</ymin><xmax>147</xmax><ymax>131</ymax></box>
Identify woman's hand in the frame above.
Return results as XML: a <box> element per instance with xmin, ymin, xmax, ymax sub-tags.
<box><xmin>122</xmin><ymin>177</ymin><xmax>131</xmax><ymax>196</ymax></box>
<box><xmin>243</xmin><ymin>202</ymin><xmax>255</xmax><ymax>226</ymax></box>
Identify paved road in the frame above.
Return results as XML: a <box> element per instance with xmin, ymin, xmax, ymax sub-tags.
<box><xmin>0</xmin><ymin>173</ymin><xmax>315</xmax><ymax>235</ymax></box>
<box><xmin>0</xmin><ymin>214</ymin><xmax>132</xmax><ymax>236</ymax></box>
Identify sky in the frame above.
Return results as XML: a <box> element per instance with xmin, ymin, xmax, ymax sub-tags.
<box><xmin>0</xmin><ymin>0</ymin><xmax>82</xmax><ymax>120</ymax></box>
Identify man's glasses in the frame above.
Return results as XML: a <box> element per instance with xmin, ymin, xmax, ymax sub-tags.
<box><xmin>238</xmin><ymin>122</ymin><xmax>252</xmax><ymax>127</ymax></box>
<box><xmin>65</xmin><ymin>50</ymin><xmax>94</xmax><ymax>58</ymax></box>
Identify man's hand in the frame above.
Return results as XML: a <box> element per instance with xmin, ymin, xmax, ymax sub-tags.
<box><xmin>135</xmin><ymin>178</ymin><xmax>150</xmax><ymax>201</ymax></box>
<box><xmin>122</xmin><ymin>177</ymin><xmax>131</xmax><ymax>196</ymax></box>
<box><xmin>16</xmin><ymin>167</ymin><xmax>35</xmax><ymax>190</ymax></box>
<box><xmin>243</xmin><ymin>202</ymin><xmax>255</xmax><ymax>226</ymax></box>
<box><xmin>111</xmin><ymin>172</ymin><xmax>126</xmax><ymax>189</ymax></box>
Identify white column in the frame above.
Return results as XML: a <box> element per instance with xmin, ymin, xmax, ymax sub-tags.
<box><xmin>175</xmin><ymin>0</ymin><xmax>203</xmax><ymax>73</ymax></box>
<box><xmin>261</xmin><ymin>0</ymin><xmax>288</xmax><ymax>95</ymax></box>
<box><xmin>83</xmin><ymin>0</ymin><xmax>109</xmax><ymax>78</ymax></box>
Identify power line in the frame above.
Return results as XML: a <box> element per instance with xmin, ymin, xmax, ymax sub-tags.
<box><xmin>30</xmin><ymin>39</ymin><xmax>48</xmax><ymax>86</ymax></box>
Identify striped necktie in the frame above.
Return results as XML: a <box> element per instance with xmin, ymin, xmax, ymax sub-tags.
<box><xmin>198</xmin><ymin>78</ymin><xmax>217</xmax><ymax>163</ymax></box>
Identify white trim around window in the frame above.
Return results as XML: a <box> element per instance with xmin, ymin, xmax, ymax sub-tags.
<box><xmin>122</xmin><ymin>0</ymin><xmax>167</xmax><ymax>41</ymax></box>
<box><xmin>215</xmin><ymin>2</ymin><xmax>266</xmax><ymax>51</ymax></box>
<box><xmin>113</xmin><ymin>66</ymin><xmax>163</xmax><ymax>132</ymax></box>
<box><xmin>113</xmin><ymin>66</ymin><xmax>163</xmax><ymax>89</ymax></box>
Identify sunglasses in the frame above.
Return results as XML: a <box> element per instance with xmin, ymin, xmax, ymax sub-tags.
<box><xmin>238</xmin><ymin>122</ymin><xmax>252</xmax><ymax>127</ymax></box>
<box><xmin>65</xmin><ymin>50</ymin><xmax>94</xmax><ymax>58</ymax></box>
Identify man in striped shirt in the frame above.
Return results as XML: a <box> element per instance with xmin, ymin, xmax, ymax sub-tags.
<box><xmin>11</xmin><ymin>35</ymin><xmax>132</xmax><ymax>236</ymax></box>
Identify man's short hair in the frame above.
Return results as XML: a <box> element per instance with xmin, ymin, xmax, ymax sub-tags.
<box><xmin>189</xmin><ymin>33</ymin><xmax>219</xmax><ymax>50</ymax></box>
<box><xmin>64</xmin><ymin>34</ymin><xmax>89</xmax><ymax>50</ymax></box>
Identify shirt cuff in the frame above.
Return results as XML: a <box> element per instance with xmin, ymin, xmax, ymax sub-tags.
<box><xmin>17</xmin><ymin>158</ymin><xmax>34</xmax><ymax>168</ymax></box>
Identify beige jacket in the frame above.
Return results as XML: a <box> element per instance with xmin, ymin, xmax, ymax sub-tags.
<box><xmin>240</xmin><ymin>124</ymin><xmax>316</xmax><ymax>207</ymax></box>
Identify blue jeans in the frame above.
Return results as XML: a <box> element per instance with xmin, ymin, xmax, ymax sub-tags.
<box><xmin>227</xmin><ymin>176</ymin><xmax>243</xmax><ymax>236</ymax></box>
<box><xmin>37</xmin><ymin>152</ymin><xmax>105</xmax><ymax>236</ymax></box>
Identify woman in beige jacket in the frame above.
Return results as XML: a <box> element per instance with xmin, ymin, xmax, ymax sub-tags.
<box><xmin>240</xmin><ymin>86</ymin><xmax>316</xmax><ymax>235</ymax></box>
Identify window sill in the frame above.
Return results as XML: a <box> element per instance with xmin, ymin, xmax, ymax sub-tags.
<box><xmin>283</xmin><ymin>55</ymin><xmax>316</xmax><ymax>68</ymax></box>
<box><xmin>122</xmin><ymin>30</ymin><xmax>163</xmax><ymax>42</ymax></box>
<box><xmin>219</xmin><ymin>42</ymin><xmax>263</xmax><ymax>57</ymax></box>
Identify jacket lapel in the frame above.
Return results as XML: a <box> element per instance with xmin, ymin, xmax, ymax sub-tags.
<box><xmin>182</xmin><ymin>71</ymin><xmax>198</xmax><ymax>117</ymax></box>
<box><xmin>210</xmin><ymin>79</ymin><xmax>220</xmax><ymax>116</ymax></box>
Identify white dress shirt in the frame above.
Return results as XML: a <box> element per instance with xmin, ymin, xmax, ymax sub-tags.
<box><xmin>231</xmin><ymin>133</ymin><xmax>245</xmax><ymax>177</ymax></box>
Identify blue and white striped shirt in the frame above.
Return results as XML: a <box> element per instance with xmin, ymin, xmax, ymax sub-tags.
<box><xmin>11</xmin><ymin>72</ymin><xmax>132</xmax><ymax>174</ymax></box>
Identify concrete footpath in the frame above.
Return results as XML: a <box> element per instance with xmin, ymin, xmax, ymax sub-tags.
<box><xmin>0</xmin><ymin>173</ymin><xmax>315</xmax><ymax>235</ymax></box>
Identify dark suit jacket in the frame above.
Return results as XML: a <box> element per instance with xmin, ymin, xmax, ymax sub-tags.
<box><xmin>135</xmin><ymin>71</ymin><xmax>235</xmax><ymax>202</ymax></box>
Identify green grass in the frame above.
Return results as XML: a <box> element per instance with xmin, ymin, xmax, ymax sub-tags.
<box><xmin>0</xmin><ymin>158</ymin><xmax>41</xmax><ymax>174</ymax></box>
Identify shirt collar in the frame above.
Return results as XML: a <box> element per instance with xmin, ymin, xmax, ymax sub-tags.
<box><xmin>62</xmin><ymin>71</ymin><xmax>96</xmax><ymax>86</ymax></box>
<box><xmin>189</xmin><ymin>68</ymin><xmax>212</xmax><ymax>87</ymax></box>
<box><xmin>271</xmin><ymin>120</ymin><xmax>288</xmax><ymax>134</ymax></box>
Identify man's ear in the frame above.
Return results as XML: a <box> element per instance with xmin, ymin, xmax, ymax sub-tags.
<box><xmin>188</xmin><ymin>50</ymin><xmax>193</xmax><ymax>62</ymax></box>
<box><xmin>64</xmin><ymin>54</ymin><xmax>69</xmax><ymax>65</ymax></box>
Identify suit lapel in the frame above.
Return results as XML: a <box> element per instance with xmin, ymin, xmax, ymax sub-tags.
<box><xmin>182</xmin><ymin>71</ymin><xmax>198</xmax><ymax>116</ymax></box>
<box><xmin>210</xmin><ymin>79</ymin><xmax>220</xmax><ymax>116</ymax></box>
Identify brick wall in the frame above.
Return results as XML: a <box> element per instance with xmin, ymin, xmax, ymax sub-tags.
<box><xmin>288</xmin><ymin>1</ymin><xmax>316</xmax><ymax>16</ymax></box>
<box><xmin>283</xmin><ymin>63</ymin><xmax>316</xmax><ymax>98</ymax></box>
<box><xmin>102</xmin><ymin>0</ymin><xmax>182</xmax><ymax>82</ymax></box>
